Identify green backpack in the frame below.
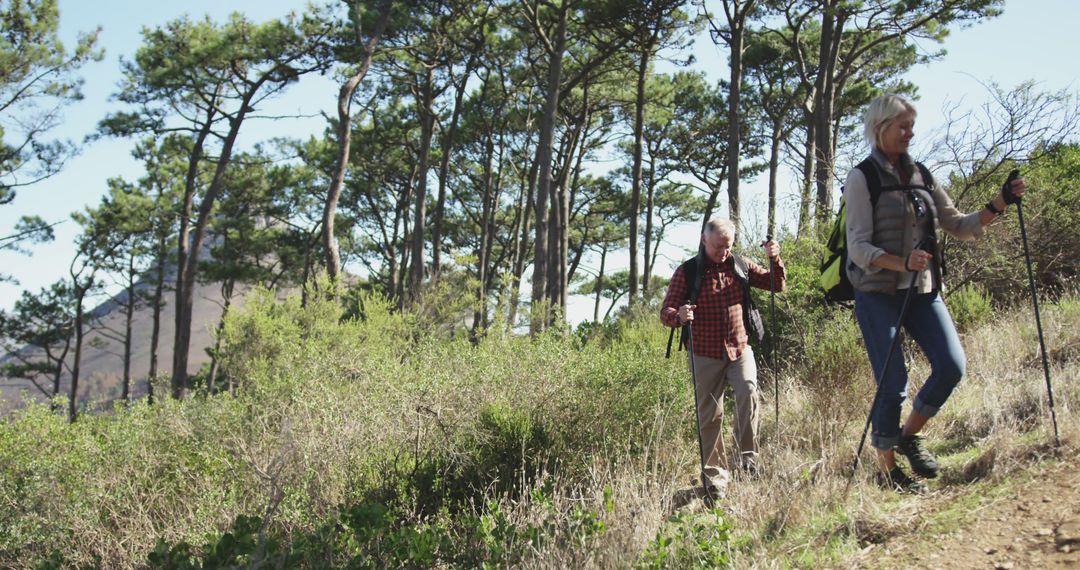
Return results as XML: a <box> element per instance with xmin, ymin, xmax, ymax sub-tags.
<box><xmin>819</xmin><ymin>158</ymin><xmax>934</xmax><ymax>302</ymax></box>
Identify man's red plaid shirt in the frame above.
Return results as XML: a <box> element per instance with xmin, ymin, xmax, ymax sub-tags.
<box><xmin>661</xmin><ymin>255</ymin><xmax>786</xmax><ymax>361</ymax></box>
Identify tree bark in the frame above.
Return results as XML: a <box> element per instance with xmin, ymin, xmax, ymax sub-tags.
<box><xmin>724</xmin><ymin>0</ymin><xmax>755</xmax><ymax>241</ymax></box>
<box><xmin>798</xmin><ymin>119</ymin><xmax>816</xmax><ymax>236</ymax></box>
<box><xmin>172</xmin><ymin>86</ymin><xmax>261</xmax><ymax>399</ymax></box>
<box><xmin>206</xmin><ymin>279</ymin><xmax>234</xmax><ymax>395</ymax></box>
<box><xmin>767</xmin><ymin>118</ymin><xmax>781</xmax><ymax>238</ymax></box>
<box><xmin>593</xmin><ymin>245</ymin><xmax>607</xmax><ymax>323</ymax></box>
<box><xmin>170</xmin><ymin>115</ymin><xmax>214</xmax><ymax>400</ymax></box>
<box><xmin>146</xmin><ymin>231</ymin><xmax>167</xmax><ymax>406</ymax></box>
<box><xmin>642</xmin><ymin>156</ymin><xmax>656</xmax><ymax>296</ymax></box>
<box><xmin>813</xmin><ymin>1</ymin><xmax>844</xmax><ymax>225</ymax></box>
<box><xmin>408</xmin><ymin>70</ymin><xmax>437</xmax><ymax>301</ymax></box>
<box><xmin>323</xmin><ymin>2</ymin><xmax>392</xmax><ymax>287</ymax></box>
<box><xmin>628</xmin><ymin>42</ymin><xmax>650</xmax><ymax>305</ymax></box>
<box><xmin>508</xmin><ymin>152</ymin><xmax>537</xmax><ymax>330</ymax></box>
<box><xmin>121</xmin><ymin>252</ymin><xmax>135</xmax><ymax>404</ymax></box>
<box><xmin>530</xmin><ymin>3</ymin><xmax>567</xmax><ymax>334</ymax></box>
<box><xmin>433</xmin><ymin>61</ymin><xmax>473</xmax><ymax>285</ymax></box>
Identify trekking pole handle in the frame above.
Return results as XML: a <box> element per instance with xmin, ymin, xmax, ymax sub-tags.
<box><xmin>1002</xmin><ymin>169</ymin><xmax>1022</xmax><ymax>205</ymax></box>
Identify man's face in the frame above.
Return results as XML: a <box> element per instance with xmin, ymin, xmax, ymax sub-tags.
<box><xmin>702</xmin><ymin>231</ymin><xmax>732</xmax><ymax>264</ymax></box>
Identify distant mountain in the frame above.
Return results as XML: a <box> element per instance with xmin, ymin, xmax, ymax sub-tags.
<box><xmin>0</xmin><ymin>276</ymin><xmax>251</xmax><ymax>415</ymax></box>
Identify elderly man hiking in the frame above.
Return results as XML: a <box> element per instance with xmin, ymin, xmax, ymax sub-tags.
<box><xmin>661</xmin><ymin>217</ymin><xmax>785</xmax><ymax>503</ymax></box>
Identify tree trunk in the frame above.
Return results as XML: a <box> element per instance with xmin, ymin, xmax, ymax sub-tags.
<box><xmin>433</xmin><ymin>63</ymin><xmax>472</xmax><ymax>285</ymax></box>
<box><xmin>323</xmin><ymin>74</ymin><xmax>363</xmax><ymax>286</ymax></box>
<box><xmin>386</xmin><ymin>167</ymin><xmax>413</xmax><ymax>304</ymax></box>
<box><xmin>323</xmin><ymin>0</ymin><xmax>392</xmax><ymax>286</ymax></box>
<box><xmin>408</xmin><ymin>71</ymin><xmax>437</xmax><ymax>302</ymax></box>
<box><xmin>508</xmin><ymin>153</ymin><xmax>537</xmax><ymax>330</ymax></box>
<box><xmin>767</xmin><ymin>118</ymin><xmax>781</xmax><ymax>238</ymax></box>
<box><xmin>629</xmin><ymin>43</ymin><xmax>649</xmax><ymax>305</ymax></box>
<box><xmin>593</xmin><ymin>245</ymin><xmax>607</xmax><ymax>323</ymax></box>
<box><xmin>206</xmin><ymin>279</ymin><xmax>234</xmax><ymax>394</ymax></box>
<box><xmin>565</xmin><ymin>108</ymin><xmax>590</xmax><ymax>289</ymax></box>
<box><xmin>172</xmin><ymin>88</ymin><xmax>260</xmax><ymax>399</ymax></box>
<box><xmin>813</xmin><ymin>2</ymin><xmax>844</xmax><ymax>225</ymax></box>
<box><xmin>68</xmin><ymin>281</ymin><xmax>89</xmax><ymax>423</ymax></box>
<box><xmin>170</xmin><ymin>116</ymin><xmax>214</xmax><ymax>400</ymax></box>
<box><xmin>121</xmin><ymin>253</ymin><xmax>135</xmax><ymax>404</ymax></box>
<box><xmin>147</xmin><ymin>232</ymin><xmax>167</xmax><ymax>405</ymax></box>
<box><xmin>484</xmin><ymin>130</ymin><xmax>507</xmax><ymax>329</ymax></box>
<box><xmin>798</xmin><ymin>120</ymin><xmax>816</xmax><ymax>237</ymax></box>
<box><xmin>725</xmin><ymin>1</ymin><xmax>752</xmax><ymax>241</ymax></box>
<box><xmin>701</xmin><ymin>183</ymin><xmax>722</xmax><ymax>233</ymax></box>
<box><xmin>50</xmin><ymin>332</ymin><xmax>71</xmax><ymax>408</ymax></box>
<box><xmin>397</xmin><ymin>214</ymin><xmax>411</xmax><ymax>307</ymax></box>
<box><xmin>473</xmin><ymin>122</ymin><xmax>497</xmax><ymax>337</ymax></box>
<box><xmin>530</xmin><ymin>4</ymin><xmax>567</xmax><ymax>333</ymax></box>
<box><xmin>642</xmin><ymin>159</ymin><xmax>656</xmax><ymax>296</ymax></box>
<box><xmin>550</xmin><ymin>90</ymin><xmax>587</xmax><ymax>313</ymax></box>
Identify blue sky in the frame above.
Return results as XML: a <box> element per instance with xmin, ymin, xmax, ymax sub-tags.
<box><xmin>1</xmin><ymin>0</ymin><xmax>1077</xmax><ymax>323</ymax></box>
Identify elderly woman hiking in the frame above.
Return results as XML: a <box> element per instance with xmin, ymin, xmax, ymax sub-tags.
<box><xmin>845</xmin><ymin>93</ymin><xmax>1026</xmax><ymax>493</ymax></box>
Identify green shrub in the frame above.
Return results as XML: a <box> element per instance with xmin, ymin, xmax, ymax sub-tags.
<box><xmin>946</xmin><ymin>283</ymin><xmax>994</xmax><ymax>332</ymax></box>
<box><xmin>796</xmin><ymin>308</ymin><xmax>873</xmax><ymax>442</ymax></box>
<box><xmin>638</xmin><ymin>510</ymin><xmax>733</xmax><ymax>569</ymax></box>
<box><xmin>474</xmin><ymin>403</ymin><xmax>554</xmax><ymax>497</ymax></box>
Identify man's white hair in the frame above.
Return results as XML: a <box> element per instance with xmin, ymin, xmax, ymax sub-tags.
<box><xmin>702</xmin><ymin>217</ymin><xmax>735</xmax><ymax>240</ymax></box>
<box><xmin>863</xmin><ymin>94</ymin><xmax>917</xmax><ymax>150</ymax></box>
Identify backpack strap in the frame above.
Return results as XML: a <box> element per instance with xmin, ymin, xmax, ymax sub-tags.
<box><xmin>731</xmin><ymin>255</ymin><xmax>764</xmax><ymax>343</ymax></box>
<box><xmin>908</xmin><ymin>161</ymin><xmax>945</xmax><ymax>291</ymax></box>
<box><xmin>665</xmin><ymin>252</ymin><xmax>705</xmax><ymax>358</ymax></box>
<box><xmin>685</xmin><ymin>250</ymin><xmax>705</xmax><ymax>305</ymax></box>
<box><xmin>915</xmin><ymin>161</ymin><xmax>933</xmax><ymax>190</ymax></box>
<box><xmin>914</xmin><ymin>161</ymin><xmax>947</xmax><ymax>282</ymax></box>
<box><xmin>854</xmin><ymin>158</ymin><xmax>882</xmax><ymax>205</ymax></box>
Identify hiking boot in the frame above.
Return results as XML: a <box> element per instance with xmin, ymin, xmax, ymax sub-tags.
<box><xmin>878</xmin><ymin>465</ymin><xmax>928</xmax><ymax>495</ymax></box>
<box><xmin>702</xmin><ymin>477</ymin><xmax>727</xmax><ymax>508</ymax></box>
<box><xmin>896</xmin><ymin>433</ymin><xmax>939</xmax><ymax>479</ymax></box>
<box><xmin>739</xmin><ymin>461</ymin><xmax>763</xmax><ymax>480</ymax></box>
<box><xmin>703</xmin><ymin>486</ymin><xmax>720</xmax><ymax>508</ymax></box>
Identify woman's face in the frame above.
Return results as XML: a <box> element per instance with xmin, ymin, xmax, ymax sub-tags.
<box><xmin>878</xmin><ymin>110</ymin><xmax>915</xmax><ymax>157</ymax></box>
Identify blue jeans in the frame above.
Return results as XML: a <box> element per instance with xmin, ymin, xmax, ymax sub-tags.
<box><xmin>854</xmin><ymin>290</ymin><xmax>966</xmax><ymax>450</ymax></box>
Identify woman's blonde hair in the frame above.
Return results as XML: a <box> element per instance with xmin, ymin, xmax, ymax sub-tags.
<box><xmin>863</xmin><ymin>94</ymin><xmax>917</xmax><ymax>150</ymax></box>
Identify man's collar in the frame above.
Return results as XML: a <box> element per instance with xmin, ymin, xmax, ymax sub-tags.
<box><xmin>703</xmin><ymin>255</ymin><xmax>733</xmax><ymax>269</ymax></box>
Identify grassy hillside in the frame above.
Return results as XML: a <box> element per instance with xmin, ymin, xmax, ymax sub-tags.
<box><xmin>1</xmin><ymin>284</ymin><xmax>1077</xmax><ymax>568</ymax></box>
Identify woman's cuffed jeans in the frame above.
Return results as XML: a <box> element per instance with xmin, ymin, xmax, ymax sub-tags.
<box><xmin>854</xmin><ymin>290</ymin><xmax>965</xmax><ymax>451</ymax></box>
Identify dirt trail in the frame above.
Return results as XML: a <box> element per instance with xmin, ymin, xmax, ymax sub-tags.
<box><xmin>850</xmin><ymin>461</ymin><xmax>1080</xmax><ymax>569</ymax></box>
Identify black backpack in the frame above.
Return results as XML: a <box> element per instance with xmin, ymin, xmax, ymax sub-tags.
<box><xmin>664</xmin><ymin>251</ymin><xmax>765</xmax><ymax>358</ymax></box>
<box><xmin>819</xmin><ymin>158</ymin><xmax>936</xmax><ymax>303</ymax></box>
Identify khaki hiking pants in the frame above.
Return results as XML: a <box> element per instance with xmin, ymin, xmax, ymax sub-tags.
<box><xmin>688</xmin><ymin>347</ymin><xmax>760</xmax><ymax>490</ymax></box>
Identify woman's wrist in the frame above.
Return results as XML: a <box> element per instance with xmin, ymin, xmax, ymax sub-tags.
<box><xmin>985</xmin><ymin>200</ymin><xmax>1002</xmax><ymax>215</ymax></box>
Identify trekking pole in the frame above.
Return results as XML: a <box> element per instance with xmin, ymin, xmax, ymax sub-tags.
<box><xmin>684</xmin><ymin>320</ymin><xmax>714</xmax><ymax>503</ymax></box>
<box><xmin>767</xmin><ymin>234</ymin><xmax>779</xmax><ymax>430</ymax></box>
<box><xmin>1008</xmin><ymin>169</ymin><xmax>1061</xmax><ymax>446</ymax></box>
<box><xmin>847</xmin><ymin>261</ymin><xmax>921</xmax><ymax>487</ymax></box>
